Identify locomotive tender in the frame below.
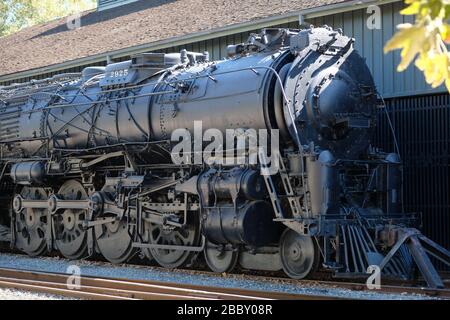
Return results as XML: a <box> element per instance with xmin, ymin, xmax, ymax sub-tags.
<box><xmin>1</xmin><ymin>26</ymin><xmax>449</xmax><ymax>287</ymax></box>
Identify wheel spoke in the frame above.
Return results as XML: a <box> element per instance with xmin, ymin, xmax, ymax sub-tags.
<box><xmin>13</xmin><ymin>187</ymin><xmax>48</xmax><ymax>257</ymax></box>
<box><xmin>94</xmin><ymin>186</ymin><xmax>136</xmax><ymax>264</ymax></box>
<box><xmin>204</xmin><ymin>240</ymin><xmax>239</xmax><ymax>273</ymax></box>
<box><xmin>144</xmin><ymin>214</ymin><xmax>201</xmax><ymax>269</ymax></box>
<box><xmin>54</xmin><ymin>180</ymin><xmax>88</xmax><ymax>260</ymax></box>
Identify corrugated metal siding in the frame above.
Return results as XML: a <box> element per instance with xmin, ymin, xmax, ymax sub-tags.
<box><xmin>309</xmin><ymin>2</ymin><xmax>444</xmax><ymax>97</ymax></box>
<box><xmin>375</xmin><ymin>94</ymin><xmax>450</xmax><ymax>269</ymax></box>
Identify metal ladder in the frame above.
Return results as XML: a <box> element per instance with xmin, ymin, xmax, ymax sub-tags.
<box><xmin>258</xmin><ymin>149</ymin><xmax>305</xmax><ymax>220</ymax></box>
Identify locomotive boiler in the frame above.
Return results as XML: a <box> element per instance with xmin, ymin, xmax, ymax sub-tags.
<box><xmin>1</xmin><ymin>26</ymin><xmax>449</xmax><ymax>287</ymax></box>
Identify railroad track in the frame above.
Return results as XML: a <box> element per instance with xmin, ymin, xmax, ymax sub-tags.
<box><xmin>0</xmin><ymin>268</ymin><xmax>346</xmax><ymax>300</ymax></box>
<box><xmin>87</xmin><ymin>270</ymin><xmax>450</xmax><ymax>299</ymax></box>
<box><xmin>0</xmin><ymin>248</ymin><xmax>449</xmax><ymax>299</ymax></box>
<box><xmin>289</xmin><ymin>278</ymin><xmax>450</xmax><ymax>299</ymax></box>
<box><xmin>239</xmin><ymin>273</ymin><xmax>450</xmax><ymax>299</ymax></box>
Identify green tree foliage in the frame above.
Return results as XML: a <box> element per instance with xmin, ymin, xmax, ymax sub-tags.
<box><xmin>384</xmin><ymin>0</ymin><xmax>450</xmax><ymax>91</ymax></box>
<box><xmin>0</xmin><ymin>0</ymin><xmax>32</xmax><ymax>36</ymax></box>
<box><xmin>0</xmin><ymin>0</ymin><xmax>96</xmax><ymax>37</ymax></box>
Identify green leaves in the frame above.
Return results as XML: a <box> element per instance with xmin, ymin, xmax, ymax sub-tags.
<box><xmin>385</xmin><ymin>0</ymin><xmax>450</xmax><ymax>91</ymax></box>
<box><xmin>0</xmin><ymin>0</ymin><xmax>34</xmax><ymax>37</ymax></box>
<box><xmin>0</xmin><ymin>0</ymin><xmax>96</xmax><ymax>37</ymax></box>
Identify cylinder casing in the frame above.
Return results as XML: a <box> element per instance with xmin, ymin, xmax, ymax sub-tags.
<box><xmin>10</xmin><ymin>161</ymin><xmax>46</xmax><ymax>185</ymax></box>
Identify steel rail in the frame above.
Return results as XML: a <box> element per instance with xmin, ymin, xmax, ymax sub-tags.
<box><xmin>100</xmin><ymin>269</ymin><xmax>450</xmax><ymax>299</ymax></box>
<box><xmin>243</xmin><ymin>273</ymin><xmax>450</xmax><ymax>299</ymax></box>
<box><xmin>0</xmin><ymin>267</ymin><xmax>341</xmax><ymax>300</ymax></box>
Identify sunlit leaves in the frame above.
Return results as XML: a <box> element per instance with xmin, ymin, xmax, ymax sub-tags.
<box><xmin>385</xmin><ymin>0</ymin><xmax>450</xmax><ymax>91</ymax></box>
<box><xmin>415</xmin><ymin>51</ymin><xmax>449</xmax><ymax>87</ymax></box>
<box><xmin>0</xmin><ymin>0</ymin><xmax>96</xmax><ymax>37</ymax></box>
<box><xmin>0</xmin><ymin>0</ymin><xmax>34</xmax><ymax>36</ymax></box>
<box><xmin>28</xmin><ymin>0</ymin><xmax>96</xmax><ymax>25</ymax></box>
<box><xmin>400</xmin><ymin>1</ymin><xmax>421</xmax><ymax>15</ymax></box>
<box><xmin>385</xmin><ymin>22</ymin><xmax>429</xmax><ymax>71</ymax></box>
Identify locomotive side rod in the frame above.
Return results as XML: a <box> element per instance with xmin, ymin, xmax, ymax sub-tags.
<box><xmin>132</xmin><ymin>236</ymin><xmax>206</xmax><ymax>252</ymax></box>
<box><xmin>13</xmin><ymin>195</ymin><xmax>91</xmax><ymax>212</ymax></box>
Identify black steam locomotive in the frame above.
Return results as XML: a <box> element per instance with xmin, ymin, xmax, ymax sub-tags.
<box><xmin>1</xmin><ymin>26</ymin><xmax>448</xmax><ymax>287</ymax></box>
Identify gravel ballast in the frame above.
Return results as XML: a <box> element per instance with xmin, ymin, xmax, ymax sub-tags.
<box><xmin>0</xmin><ymin>287</ymin><xmax>70</xmax><ymax>300</ymax></box>
<box><xmin>0</xmin><ymin>252</ymin><xmax>440</xmax><ymax>300</ymax></box>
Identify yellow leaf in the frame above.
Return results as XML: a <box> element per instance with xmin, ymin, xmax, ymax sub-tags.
<box><xmin>384</xmin><ymin>24</ymin><xmax>428</xmax><ymax>71</ymax></box>
<box><xmin>401</xmin><ymin>2</ymin><xmax>421</xmax><ymax>15</ymax></box>
<box><xmin>445</xmin><ymin>78</ymin><xmax>450</xmax><ymax>92</ymax></box>
<box><xmin>384</xmin><ymin>25</ymin><xmax>413</xmax><ymax>53</ymax></box>
<box><xmin>441</xmin><ymin>24</ymin><xmax>450</xmax><ymax>42</ymax></box>
<box><xmin>415</xmin><ymin>52</ymin><xmax>449</xmax><ymax>88</ymax></box>
<box><xmin>429</xmin><ymin>55</ymin><xmax>446</xmax><ymax>87</ymax></box>
<box><xmin>386</xmin><ymin>0</ymin><xmax>450</xmax><ymax>93</ymax></box>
